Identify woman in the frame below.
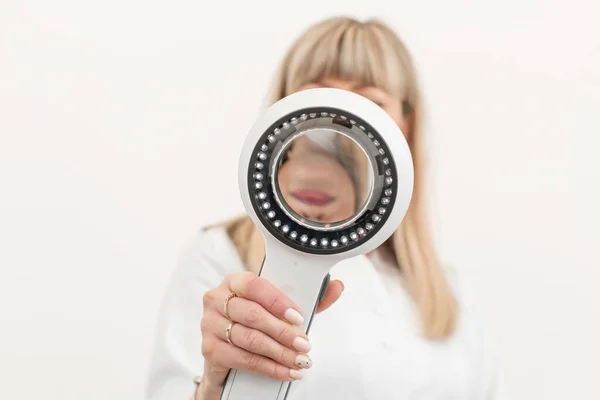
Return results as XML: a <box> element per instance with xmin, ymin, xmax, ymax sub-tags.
<box><xmin>145</xmin><ymin>16</ymin><xmax>507</xmax><ymax>400</ymax></box>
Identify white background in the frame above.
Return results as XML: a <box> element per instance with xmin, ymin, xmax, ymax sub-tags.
<box><xmin>1</xmin><ymin>1</ymin><xmax>598</xmax><ymax>399</ymax></box>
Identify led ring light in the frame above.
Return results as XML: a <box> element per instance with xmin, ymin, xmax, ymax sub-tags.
<box><xmin>221</xmin><ymin>88</ymin><xmax>414</xmax><ymax>400</ymax></box>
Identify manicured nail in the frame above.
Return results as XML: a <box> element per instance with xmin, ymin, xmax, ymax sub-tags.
<box><xmin>292</xmin><ymin>337</ymin><xmax>311</xmax><ymax>353</ymax></box>
<box><xmin>295</xmin><ymin>354</ymin><xmax>312</xmax><ymax>369</ymax></box>
<box><xmin>284</xmin><ymin>308</ymin><xmax>304</xmax><ymax>326</ymax></box>
<box><xmin>289</xmin><ymin>369</ymin><xmax>303</xmax><ymax>380</ymax></box>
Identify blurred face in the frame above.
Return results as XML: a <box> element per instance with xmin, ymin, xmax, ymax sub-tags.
<box><xmin>277</xmin><ymin>78</ymin><xmax>409</xmax><ymax>225</ymax></box>
<box><xmin>278</xmin><ymin>134</ymin><xmax>357</xmax><ymax>224</ymax></box>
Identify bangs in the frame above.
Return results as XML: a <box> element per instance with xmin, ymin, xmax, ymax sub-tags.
<box><xmin>284</xmin><ymin>21</ymin><xmax>407</xmax><ymax>98</ymax></box>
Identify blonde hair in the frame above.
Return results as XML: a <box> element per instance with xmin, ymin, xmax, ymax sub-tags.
<box><xmin>222</xmin><ymin>16</ymin><xmax>458</xmax><ymax>340</ymax></box>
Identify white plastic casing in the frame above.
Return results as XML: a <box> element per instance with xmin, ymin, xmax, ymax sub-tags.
<box><xmin>221</xmin><ymin>88</ymin><xmax>414</xmax><ymax>400</ymax></box>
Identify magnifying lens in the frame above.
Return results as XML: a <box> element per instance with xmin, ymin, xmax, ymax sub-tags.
<box><xmin>222</xmin><ymin>88</ymin><xmax>414</xmax><ymax>400</ymax></box>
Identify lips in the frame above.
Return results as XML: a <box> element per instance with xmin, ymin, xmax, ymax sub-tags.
<box><xmin>291</xmin><ymin>189</ymin><xmax>335</xmax><ymax>206</ymax></box>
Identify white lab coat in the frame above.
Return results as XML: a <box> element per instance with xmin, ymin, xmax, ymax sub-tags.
<box><xmin>145</xmin><ymin>227</ymin><xmax>508</xmax><ymax>400</ymax></box>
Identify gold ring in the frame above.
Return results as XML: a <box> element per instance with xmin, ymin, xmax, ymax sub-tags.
<box><xmin>225</xmin><ymin>322</ymin><xmax>236</xmax><ymax>345</ymax></box>
<box><xmin>224</xmin><ymin>292</ymin><xmax>237</xmax><ymax>320</ymax></box>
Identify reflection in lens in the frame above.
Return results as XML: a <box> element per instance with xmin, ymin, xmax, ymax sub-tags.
<box><xmin>276</xmin><ymin>129</ymin><xmax>372</xmax><ymax>229</ymax></box>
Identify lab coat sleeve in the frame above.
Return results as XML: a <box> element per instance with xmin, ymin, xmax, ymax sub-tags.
<box><xmin>144</xmin><ymin>230</ymin><xmax>235</xmax><ymax>400</ymax></box>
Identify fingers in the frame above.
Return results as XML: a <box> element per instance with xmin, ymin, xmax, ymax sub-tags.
<box><xmin>226</xmin><ymin>272</ymin><xmax>305</xmax><ymax>326</ymax></box>
<box><xmin>217</xmin><ymin>295</ymin><xmax>311</xmax><ymax>352</ymax></box>
<box><xmin>200</xmin><ymin>273</ymin><xmax>345</xmax><ymax>385</ymax></box>
<box><xmin>202</xmin><ymin>335</ymin><xmax>304</xmax><ymax>382</ymax></box>
<box><xmin>214</xmin><ymin>315</ymin><xmax>313</xmax><ymax>370</ymax></box>
<box><xmin>316</xmin><ymin>279</ymin><xmax>345</xmax><ymax>313</ymax></box>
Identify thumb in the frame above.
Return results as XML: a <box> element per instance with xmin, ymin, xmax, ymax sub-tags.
<box><xmin>315</xmin><ymin>280</ymin><xmax>344</xmax><ymax>313</ymax></box>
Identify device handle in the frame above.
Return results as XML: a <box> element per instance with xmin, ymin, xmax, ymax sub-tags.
<box><xmin>220</xmin><ymin>241</ymin><xmax>334</xmax><ymax>400</ymax></box>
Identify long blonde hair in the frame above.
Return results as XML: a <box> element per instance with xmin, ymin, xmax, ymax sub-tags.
<box><xmin>222</xmin><ymin>16</ymin><xmax>458</xmax><ymax>340</ymax></box>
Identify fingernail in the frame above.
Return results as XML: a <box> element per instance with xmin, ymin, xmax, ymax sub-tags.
<box><xmin>340</xmin><ymin>281</ymin><xmax>345</xmax><ymax>292</ymax></box>
<box><xmin>284</xmin><ymin>308</ymin><xmax>304</xmax><ymax>326</ymax></box>
<box><xmin>289</xmin><ymin>369</ymin><xmax>303</xmax><ymax>380</ymax></box>
<box><xmin>292</xmin><ymin>337</ymin><xmax>312</xmax><ymax>353</ymax></box>
<box><xmin>295</xmin><ymin>354</ymin><xmax>312</xmax><ymax>369</ymax></box>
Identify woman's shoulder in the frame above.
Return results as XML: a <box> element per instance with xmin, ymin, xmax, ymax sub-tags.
<box><xmin>443</xmin><ymin>264</ymin><xmax>476</xmax><ymax>306</ymax></box>
<box><xmin>179</xmin><ymin>225</ymin><xmax>237</xmax><ymax>258</ymax></box>
<box><xmin>442</xmin><ymin>264</ymin><xmax>490</xmax><ymax>335</ymax></box>
<box><xmin>442</xmin><ymin>264</ymin><xmax>509</xmax><ymax>397</ymax></box>
<box><xmin>169</xmin><ymin>226</ymin><xmax>246</xmax><ymax>288</ymax></box>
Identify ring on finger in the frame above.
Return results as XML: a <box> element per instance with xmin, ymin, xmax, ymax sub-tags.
<box><xmin>225</xmin><ymin>322</ymin><xmax>237</xmax><ymax>346</ymax></box>
<box><xmin>224</xmin><ymin>292</ymin><xmax>237</xmax><ymax>321</ymax></box>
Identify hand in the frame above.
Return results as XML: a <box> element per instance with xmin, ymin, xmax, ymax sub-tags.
<box><xmin>196</xmin><ymin>271</ymin><xmax>344</xmax><ymax>399</ymax></box>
